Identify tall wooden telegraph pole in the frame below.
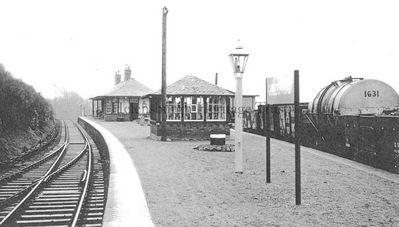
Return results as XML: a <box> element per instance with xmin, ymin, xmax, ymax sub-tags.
<box><xmin>294</xmin><ymin>70</ymin><xmax>301</xmax><ymax>205</ymax></box>
<box><xmin>161</xmin><ymin>7</ymin><xmax>168</xmax><ymax>141</ymax></box>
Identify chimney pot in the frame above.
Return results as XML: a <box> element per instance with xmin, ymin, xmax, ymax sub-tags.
<box><xmin>115</xmin><ymin>71</ymin><xmax>121</xmax><ymax>85</ymax></box>
<box><xmin>124</xmin><ymin>65</ymin><xmax>132</xmax><ymax>81</ymax></box>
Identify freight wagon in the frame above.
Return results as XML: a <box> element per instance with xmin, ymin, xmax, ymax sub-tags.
<box><xmin>243</xmin><ymin>77</ymin><xmax>399</xmax><ymax>173</ymax></box>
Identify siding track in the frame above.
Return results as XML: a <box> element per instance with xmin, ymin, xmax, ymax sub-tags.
<box><xmin>0</xmin><ymin>120</ymin><xmax>106</xmax><ymax>226</ymax></box>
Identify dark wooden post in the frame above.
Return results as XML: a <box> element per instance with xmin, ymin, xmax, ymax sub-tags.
<box><xmin>265</xmin><ymin>78</ymin><xmax>271</xmax><ymax>183</ymax></box>
<box><xmin>294</xmin><ymin>70</ymin><xmax>301</xmax><ymax>205</ymax></box>
<box><xmin>102</xmin><ymin>99</ymin><xmax>105</xmax><ymax>115</ymax></box>
<box><xmin>92</xmin><ymin>99</ymin><xmax>94</xmax><ymax>116</ymax></box>
<box><xmin>204</xmin><ymin>96</ymin><xmax>207</xmax><ymax>123</ymax></box>
<box><xmin>161</xmin><ymin>7</ymin><xmax>168</xmax><ymax>141</ymax></box>
<box><xmin>117</xmin><ymin>97</ymin><xmax>120</xmax><ymax>114</ymax></box>
<box><xmin>181</xmin><ymin>96</ymin><xmax>184</xmax><ymax>122</ymax></box>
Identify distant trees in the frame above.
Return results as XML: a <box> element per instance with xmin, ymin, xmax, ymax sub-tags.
<box><xmin>0</xmin><ymin>64</ymin><xmax>53</xmax><ymax>134</ymax></box>
<box><xmin>50</xmin><ymin>91</ymin><xmax>89</xmax><ymax>120</ymax></box>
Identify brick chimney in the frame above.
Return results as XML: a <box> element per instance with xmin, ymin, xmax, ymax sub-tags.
<box><xmin>115</xmin><ymin>71</ymin><xmax>121</xmax><ymax>85</ymax></box>
<box><xmin>124</xmin><ymin>65</ymin><xmax>131</xmax><ymax>81</ymax></box>
<box><xmin>215</xmin><ymin>73</ymin><xmax>218</xmax><ymax>85</ymax></box>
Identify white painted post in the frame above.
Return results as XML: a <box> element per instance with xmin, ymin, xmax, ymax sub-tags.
<box><xmin>229</xmin><ymin>41</ymin><xmax>248</xmax><ymax>174</ymax></box>
<box><xmin>235</xmin><ymin>73</ymin><xmax>243</xmax><ymax>173</ymax></box>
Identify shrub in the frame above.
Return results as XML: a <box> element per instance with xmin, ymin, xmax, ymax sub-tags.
<box><xmin>0</xmin><ymin>64</ymin><xmax>53</xmax><ymax>133</ymax></box>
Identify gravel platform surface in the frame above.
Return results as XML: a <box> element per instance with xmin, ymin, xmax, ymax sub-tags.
<box><xmin>93</xmin><ymin>119</ymin><xmax>399</xmax><ymax>227</ymax></box>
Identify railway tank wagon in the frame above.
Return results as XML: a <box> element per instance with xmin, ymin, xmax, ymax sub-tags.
<box><xmin>308</xmin><ymin>77</ymin><xmax>399</xmax><ymax>116</ymax></box>
<box><xmin>306</xmin><ymin>77</ymin><xmax>399</xmax><ymax>172</ymax></box>
<box><xmin>244</xmin><ymin>76</ymin><xmax>399</xmax><ymax>173</ymax></box>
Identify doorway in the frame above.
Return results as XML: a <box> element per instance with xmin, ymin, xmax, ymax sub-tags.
<box><xmin>130</xmin><ymin>102</ymin><xmax>139</xmax><ymax>120</ymax></box>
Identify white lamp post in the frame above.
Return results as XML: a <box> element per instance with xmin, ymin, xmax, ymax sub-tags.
<box><xmin>229</xmin><ymin>43</ymin><xmax>249</xmax><ymax>173</ymax></box>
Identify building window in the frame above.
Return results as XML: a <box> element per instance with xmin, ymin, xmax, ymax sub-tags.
<box><xmin>184</xmin><ymin>96</ymin><xmax>204</xmax><ymax>121</ymax></box>
<box><xmin>113</xmin><ymin>102</ymin><xmax>118</xmax><ymax>113</ymax></box>
<box><xmin>119</xmin><ymin>100</ymin><xmax>123</xmax><ymax>113</ymax></box>
<box><xmin>111</xmin><ymin>98</ymin><xmax>119</xmax><ymax>113</ymax></box>
<box><xmin>207</xmin><ymin>96</ymin><xmax>226</xmax><ymax>121</ymax></box>
<box><xmin>166</xmin><ymin>96</ymin><xmax>181</xmax><ymax>121</ymax></box>
<box><xmin>141</xmin><ymin>100</ymin><xmax>148</xmax><ymax>114</ymax></box>
<box><xmin>98</xmin><ymin>100</ymin><xmax>102</xmax><ymax>111</ymax></box>
<box><xmin>106</xmin><ymin>100</ymin><xmax>112</xmax><ymax>114</ymax></box>
<box><xmin>119</xmin><ymin>98</ymin><xmax>129</xmax><ymax>113</ymax></box>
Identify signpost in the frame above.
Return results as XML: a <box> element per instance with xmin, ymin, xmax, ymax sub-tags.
<box><xmin>265</xmin><ymin>71</ymin><xmax>301</xmax><ymax>205</ymax></box>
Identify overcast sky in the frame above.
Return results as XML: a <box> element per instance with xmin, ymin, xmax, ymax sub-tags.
<box><xmin>1</xmin><ymin>0</ymin><xmax>398</xmax><ymax>103</ymax></box>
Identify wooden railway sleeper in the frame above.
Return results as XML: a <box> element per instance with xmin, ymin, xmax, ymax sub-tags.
<box><xmin>0</xmin><ymin>122</ymin><xmax>93</xmax><ymax>226</ymax></box>
<box><xmin>0</xmin><ymin>121</ymin><xmax>105</xmax><ymax>227</ymax></box>
<box><xmin>0</xmin><ymin>122</ymin><xmax>68</xmax><ymax>185</ymax></box>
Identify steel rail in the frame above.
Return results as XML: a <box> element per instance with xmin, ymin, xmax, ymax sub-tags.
<box><xmin>0</xmin><ymin>122</ymin><xmax>71</xmax><ymax>225</ymax></box>
<box><xmin>71</xmin><ymin>125</ymin><xmax>93</xmax><ymax>227</ymax></box>
<box><xmin>0</xmin><ymin>121</ymin><xmax>68</xmax><ymax>184</ymax></box>
<box><xmin>0</xmin><ymin>121</ymin><xmax>92</xmax><ymax>226</ymax></box>
<box><xmin>0</xmin><ymin>127</ymin><xmax>70</xmax><ymax>207</ymax></box>
<box><xmin>0</xmin><ymin>122</ymin><xmax>69</xmax><ymax>209</ymax></box>
<box><xmin>0</xmin><ymin>177</ymin><xmax>44</xmax><ymax>226</ymax></box>
<box><xmin>14</xmin><ymin>119</ymin><xmax>62</xmax><ymax>163</ymax></box>
<box><xmin>42</xmin><ymin>124</ymin><xmax>89</xmax><ymax>183</ymax></box>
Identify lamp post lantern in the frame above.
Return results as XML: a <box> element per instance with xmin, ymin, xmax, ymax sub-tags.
<box><xmin>229</xmin><ymin>43</ymin><xmax>249</xmax><ymax>173</ymax></box>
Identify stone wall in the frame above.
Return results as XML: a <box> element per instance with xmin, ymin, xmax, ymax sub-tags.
<box><xmin>151</xmin><ymin>121</ymin><xmax>230</xmax><ymax>140</ymax></box>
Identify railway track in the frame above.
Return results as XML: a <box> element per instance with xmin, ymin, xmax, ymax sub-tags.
<box><xmin>0</xmin><ymin>120</ymin><xmax>106</xmax><ymax>226</ymax></box>
<box><xmin>0</xmin><ymin>121</ymin><xmax>68</xmax><ymax>207</ymax></box>
<box><xmin>0</xmin><ymin>121</ymin><xmax>64</xmax><ymax>179</ymax></box>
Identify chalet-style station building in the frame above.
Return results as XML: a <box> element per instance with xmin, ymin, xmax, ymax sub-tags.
<box><xmin>90</xmin><ymin>66</ymin><xmax>152</xmax><ymax>121</ymax></box>
<box><xmin>144</xmin><ymin>75</ymin><xmax>238</xmax><ymax>140</ymax></box>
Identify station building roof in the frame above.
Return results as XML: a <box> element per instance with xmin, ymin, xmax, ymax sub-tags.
<box><xmin>91</xmin><ymin>78</ymin><xmax>152</xmax><ymax>99</ymax></box>
<box><xmin>144</xmin><ymin>75</ymin><xmax>235</xmax><ymax>97</ymax></box>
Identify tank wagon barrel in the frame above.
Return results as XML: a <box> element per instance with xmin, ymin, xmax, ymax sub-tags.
<box><xmin>308</xmin><ymin>76</ymin><xmax>399</xmax><ymax>116</ymax></box>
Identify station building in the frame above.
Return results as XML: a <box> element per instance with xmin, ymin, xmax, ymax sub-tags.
<box><xmin>144</xmin><ymin>75</ymin><xmax>257</xmax><ymax>140</ymax></box>
<box><xmin>90</xmin><ymin>66</ymin><xmax>152</xmax><ymax>121</ymax></box>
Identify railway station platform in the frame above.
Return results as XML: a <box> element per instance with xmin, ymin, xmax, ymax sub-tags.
<box><xmin>79</xmin><ymin>117</ymin><xmax>154</xmax><ymax>227</ymax></box>
<box><xmin>83</xmin><ymin>117</ymin><xmax>399</xmax><ymax>226</ymax></box>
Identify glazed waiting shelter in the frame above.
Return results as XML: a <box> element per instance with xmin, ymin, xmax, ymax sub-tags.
<box><xmin>144</xmin><ymin>75</ymin><xmax>237</xmax><ymax>140</ymax></box>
